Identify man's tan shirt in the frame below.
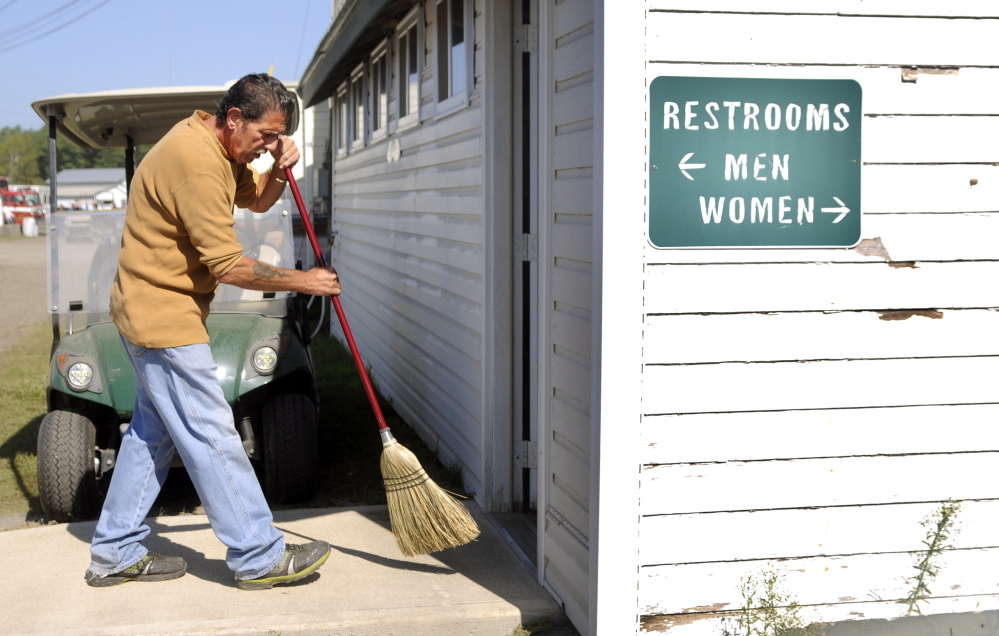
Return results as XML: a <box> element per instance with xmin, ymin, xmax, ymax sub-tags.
<box><xmin>111</xmin><ymin>110</ymin><xmax>259</xmax><ymax>348</ymax></box>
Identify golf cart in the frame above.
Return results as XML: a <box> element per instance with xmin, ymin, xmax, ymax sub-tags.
<box><xmin>31</xmin><ymin>86</ymin><xmax>321</xmax><ymax>522</ymax></box>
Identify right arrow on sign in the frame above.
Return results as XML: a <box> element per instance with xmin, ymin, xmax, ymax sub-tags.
<box><xmin>820</xmin><ymin>197</ymin><xmax>850</xmax><ymax>223</ymax></box>
<box><xmin>678</xmin><ymin>152</ymin><xmax>706</xmax><ymax>180</ymax></box>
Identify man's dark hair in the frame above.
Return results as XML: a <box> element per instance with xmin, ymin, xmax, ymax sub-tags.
<box><xmin>216</xmin><ymin>73</ymin><xmax>299</xmax><ymax>134</ymax></box>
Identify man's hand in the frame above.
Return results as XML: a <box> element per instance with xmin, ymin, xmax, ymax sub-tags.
<box><xmin>271</xmin><ymin>134</ymin><xmax>300</xmax><ymax>172</ymax></box>
<box><xmin>305</xmin><ymin>266</ymin><xmax>341</xmax><ymax>297</ymax></box>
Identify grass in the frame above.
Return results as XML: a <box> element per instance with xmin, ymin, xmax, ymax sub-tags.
<box><xmin>0</xmin><ymin>321</ymin><xmax>50</xmax><ymax>525</ymax></box>
<box><xmin>0</xmin><ymin>300</ymin><xmax>464</xmax><ymax>529</ymax></box>
<box><xmin>513</xmin><ymin>618</ymin><xmax>580</xmax><ymax>636</ymax></box>
<box><xmin>303</xmin><ymin>306</ymin><xmax>465</xmax><ymax>508</ymax></box>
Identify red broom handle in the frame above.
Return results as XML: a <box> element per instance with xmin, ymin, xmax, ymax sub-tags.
<box><xmin>285</xmin><ymin>168</ymin><xmax>389</xmax><ymax>431</ymax></box>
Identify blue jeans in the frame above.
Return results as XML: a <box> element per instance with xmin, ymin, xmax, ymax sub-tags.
<box><xmin>89</xmin><ymin>336</ymin><xmax>285</xmax><ymax>580</ymax></box>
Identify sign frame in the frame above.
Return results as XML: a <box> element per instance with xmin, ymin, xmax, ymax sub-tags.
<box><xmin>649</xmin><ymin>76</ymin><xmax>863</xmax><ymax>249</ymax></box>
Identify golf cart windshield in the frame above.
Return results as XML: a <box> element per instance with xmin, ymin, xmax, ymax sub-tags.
<box><xmin>48</xmin><ymin>203</ymin><xmax>294</xmax><ymax>331</ymax></box>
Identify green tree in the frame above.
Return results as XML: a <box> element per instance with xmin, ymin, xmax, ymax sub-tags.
<box><xmin>0</xmin><ymin>126</ymin><xmax>43</xmax><ymax>183</ymax></box>
<box><xmin>0</xmin><ymin>126</ymin><xmax>125</xmax><ymax>183</ymax></box>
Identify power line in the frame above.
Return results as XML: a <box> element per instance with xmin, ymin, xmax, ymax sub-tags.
<box><xmin>294</xmin><ymin>0</ymin><xmax>312</xmax><ymax>79</ymax></box>
<box><xmin>0</xmin><ymin>0</ymin><xmax>113</xmax><ymax>54</ymax></box>
<box><xmin>0</xmin><ymin>0</ymin><xmax>21</xmax><ymax>15</ymax></box>
<box><xmin>0</xmin><ymin>0</ymin><xmax>91</xmax><ymax>42</ymax></box>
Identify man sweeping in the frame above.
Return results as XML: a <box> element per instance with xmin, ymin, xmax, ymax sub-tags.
<box><xmin>85</xmin><ymin>74</ymin><xmax>341</xmax><ymax>590</ymax></box>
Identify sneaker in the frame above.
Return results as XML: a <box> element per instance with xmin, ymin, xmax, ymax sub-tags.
<box><xmin>236</xmin><ymin>540</ymin><xmax>331</xmax><ymax>590</ymax></box>
<box><xmin>85</xmin><ymin>552</ymin><xmax>187</xmax><ymax>587</ymax></box>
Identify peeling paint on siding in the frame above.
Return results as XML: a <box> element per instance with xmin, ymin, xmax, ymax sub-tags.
<box><xmin>854</xmin><ymin>237</ymin><xmax>891</xmax><ymax>261</ymax></box>
<box><xmin>878</xmin><ymin>309</ymin><xmax>944</xmax><ymax>321</ymax></box>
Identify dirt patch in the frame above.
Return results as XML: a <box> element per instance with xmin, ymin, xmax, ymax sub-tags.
<box><xmin>0</xmin><ymin>236</ymin><xmax>48</xmax><ymax>355</ymax></box>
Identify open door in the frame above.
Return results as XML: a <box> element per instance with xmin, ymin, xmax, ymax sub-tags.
<box><xmin>494</xmin><ymin>0</ymin><xmax>542</xmax><ymax>567</ymax></box>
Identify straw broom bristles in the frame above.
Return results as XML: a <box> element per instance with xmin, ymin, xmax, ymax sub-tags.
<box><xmin>380</xmin><ymin>432</ymin><xmax>480</xmax><ymax>556</ymax></box>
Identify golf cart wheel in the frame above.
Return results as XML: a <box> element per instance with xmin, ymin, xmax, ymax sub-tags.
<box><xmin>261</xmin><ymin>393</ymin><xmax>318</xmax><ymax>504</ymax></box>
<box><xmin>37</xmin><ymin>410</ymin><xmax>103</xmax><ymax>522</ymax></box>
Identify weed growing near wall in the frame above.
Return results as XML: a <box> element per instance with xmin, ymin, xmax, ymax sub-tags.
<box><xmin>902</xmin><ymin>500</ymin><xmax>962</xmax><ymax>616</ymax></box>
<box><xmin>723</xmin><ymin>563</ymin><xmax>819</xmax><ymax>636</ymax></box>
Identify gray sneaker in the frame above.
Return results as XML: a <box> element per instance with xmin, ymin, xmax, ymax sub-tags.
<box><xmin>85</xmin><ymin>552</ymin><xmax>187</xmax><ymax>587</ymax></box>
<box><xmin>236</xmin><ymin>540</ymin><xmax>331</xmax><ymax>590</ymax></box>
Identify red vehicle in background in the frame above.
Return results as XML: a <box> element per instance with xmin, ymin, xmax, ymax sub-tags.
<box><xmin>1</xmin><ymin>176</ymin><xmax>47</xmax><ymax>225</ymax></box>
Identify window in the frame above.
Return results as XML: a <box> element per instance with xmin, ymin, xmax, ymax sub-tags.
<box><xmin>396</xmin><ymin>5</ymin><xmax>423</xmax><ymax>129</ymax></box>
<box><xmin>349</xmin><ymin>63</ymin><xmax>366</xmax><ymax>148</ymax></box>
<box><xmin>335</xmin><ymin>83</ymin><xmax>348</xmax><ymax>155</ymax></box>
<box><xmin>434</xmin><ymin>0</ymin><xmax>471</xmax><ymax>116</ymax></box>
<box><xmin>370</xmin><ymin>41</ymin><xmax>389</xmax><ymax>138</ymax></box>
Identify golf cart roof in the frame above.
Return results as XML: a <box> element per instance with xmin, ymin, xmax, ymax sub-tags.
<box><xmin>32</xmin><ymin>86</ymin><xmax>227</xmax><ymax>148</ymax></box>
<box><xmin>31</xmin><ymin>82</ymin><xmax>298</xmax><ymax>149</ymax></box>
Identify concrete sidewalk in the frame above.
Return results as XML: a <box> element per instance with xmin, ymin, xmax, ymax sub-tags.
<box><xmin>0</xmin><ymin>504</ymin><xmax>571</xmax><ymax>635</ymax></box>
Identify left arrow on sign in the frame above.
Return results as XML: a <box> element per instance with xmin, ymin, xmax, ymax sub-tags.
<box><xmin>820</xmin><ymin>197</ymin><xmax>850</xmax><ymax>223</ymax></box>
<box><xmin>678</xmin><ymin>152</ymin><xmax>706</xmax><ymax>180</ymax></box>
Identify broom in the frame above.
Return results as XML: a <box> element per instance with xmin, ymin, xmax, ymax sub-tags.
<box><xmin>284</xmin><ymin>168</ymin><xmax>480</xmax><ymax>556</ymax></box>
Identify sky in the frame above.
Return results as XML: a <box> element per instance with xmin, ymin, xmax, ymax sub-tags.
<box><xmin>0</xmin><ymin>0</ymin><xmax>333</xmax><ymax>130</ymax></box>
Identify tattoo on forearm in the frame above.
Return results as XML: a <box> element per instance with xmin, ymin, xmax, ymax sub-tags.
<box><xmin>251</xmin><ymin>263</ymin><xmax>292</xmax><ymax>282</ymax></box>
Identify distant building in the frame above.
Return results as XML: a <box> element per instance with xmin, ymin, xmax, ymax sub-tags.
<box><xmin>50</xmin><ymin>168</ymin><xmax>126</xmax><ymax>210</ymax></box>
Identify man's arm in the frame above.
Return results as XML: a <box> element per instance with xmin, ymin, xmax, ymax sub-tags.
<box><xmin>249</xmin><ymin>168</ymin><xmax>289</xmax><ymax>213</ymax></box>
<box><xmin>218</xmin><ymin>256</ymin><xmax>341</xmax><ymax>296</ymax></box>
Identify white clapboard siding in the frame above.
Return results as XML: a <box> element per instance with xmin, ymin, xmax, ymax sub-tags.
<box><xmin>638</xmin><ymin>2</ymin><xmax>999</xmax><ymax>632</ymax></box>
<box><xmin>645</xmin><ymin>356</ymin><xmax>998</xmax><ymax>415</ymax></box>
<box><xmin>335</xmin><ymin>223</ymin><xmax>483</xmax><ymax>331</ymax></box>
<box><xmin>335</xmin><ymin>204</ymin><xmax>482</xmax><ymax>240</ymax></box>
<box><xmin>647</xmin><ymin>65</ymin><xmax>999</xmax><ymax>117</ymax></box>
<box><xmin>553</xmin><ymin>23</ymin><xmax>594</xmax><ymax>84</ymax></box>
<box><xmin>641</xmin><ymin>549</ymin><xmax>999</xmax><ymax>615</ymax></box>
<box><xmin>649</xmin><ymin>0</ymin><xmax>999</xmax><ymax>18</ymax></box>
<box><xmin>334</xmin><ymin>189</ymin><xmax>483</xmax><ymax>215</ymax></box>
<box><xmin>332</xmin><ymin>210</ymin><xmax>486</xmax><ymax>487</ymax></box>
<box><xmin>552</xmin><ymin>265</ymin><xmax>593</xmax><ymax>312</ymax></box>
<box><xmin>554</xmin><ymin>127</ymin><xmax>594</xmax><ymax>171</ymax></box>
<box><xmin>329</xmin><ymin>2</ymin><xmax>487</xmax><ymax>494</ymax></box>
<box><xmin>335</xmin><ymin>140</ymin><xmax>484</xmax><ymax>193</ymax></box>
<box><xmin>339</xmin><ymin>217</ymin><xmax>482</xmax><ymax>274</ymax></box>
<box><xmin>553</xmin><ymin>76</ymin><xmax>594</xmax><ymax>127</ymax></box>
<box><xmin>863</xmin><ymin>116</ymin><xmax>999</xmax><ymax>165</ymax></box>
<box><xmin>554</xmin><ymin>0</ymin><xmax>593</xmax><ymax>39</ymax></box>
<box><xmin>553</xmin><ymin>306</ymin><xmax>591</xmax><ymax>368</ymax></box>
<box><xmin>646</xmin><ymin>213</ymin><xmax>999</xmax><ymax>264</ymax></box>
<box><xmin>331</xmin><ymin>253</ymin><xmax>483</xmax><ymax>380</ymax></box>
<box><xmin>329</xmin><ymin>269</ymin><xmax>484</xmax><ymax>439</ymax></box>
<box><xmin>552</xmin><ymin>214</ymin><xmax>594</xmax><ymax>263</ymax></box>
<box><xmin>641</xmin><ymin>453</ymin><xmax>999</xmax><ymax>514</ymax></box>
<box><xmin>647</xmin><ymin>13</ymin><xmax>999</xmax><ymax>66</ymax></box>
<box><xmin>545</xmin><ymin>0</ymin><xmax>595</xmax><ymax>628</ymax></box>
<box><xmin>644</xmin><ymin>309</ymin><xmax>999</xmax><ymax>364</ymax></box>
<box><xmin>552</xmin><ymin>382</ymin><xmax>590</xmax><ymax>453</ymax></box>
<box><xmin>863</xmin><ymin>165</ymin><xmax>999</xmax><ymax>215</ymax></box>
<box><xmin>644</xmin><ymin>597</ymin><xmax>999</xmax><ymax>636</ymax></box>
<box><xmin>642</xmin><ymin>404</ymin><xmax>999</xmax><ymax>464</ymax></box>
<box><xmin>552</xmin><ymin>170</ymin><xmax>593</xmax><ymax>215</ymax></box>
<box><xmin>645</xmin><ymin>261</ymin><xmax>999</xmax><ymax>314</ymax></box>
<box><xmin>550</xmin><ymin>443</ymin><xmax>590</xmax><ymax>536</ymax></box>
<box><xmin>640</xmin><ymin>499</ymin><xmax>999</xmax><ymax>566</ymax></box>
<box><xmin>544</xmin><ymin>520</ymin><xmax>590</xmax><ymax>618</ymax></box>
<box><xmin>335</xmin><ymin>155</ymin><xmax>484</xmax><ymax>195</ymax></box>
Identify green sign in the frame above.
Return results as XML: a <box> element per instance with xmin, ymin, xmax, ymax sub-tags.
<box><xmin>649</xmin><ymin>76</ymin><xmax>862</xmax><ymax>248</ymax></box>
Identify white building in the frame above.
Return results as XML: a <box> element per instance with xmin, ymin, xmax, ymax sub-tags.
<box><xmin>50</xmin><ymin>168</ymin><xmax>127</xmax><ymax>210</ymax></box>
<box><xmin>297</xmin><ymin>2</ymin><xmax>999</xmax><ymax>634</ymax></box>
